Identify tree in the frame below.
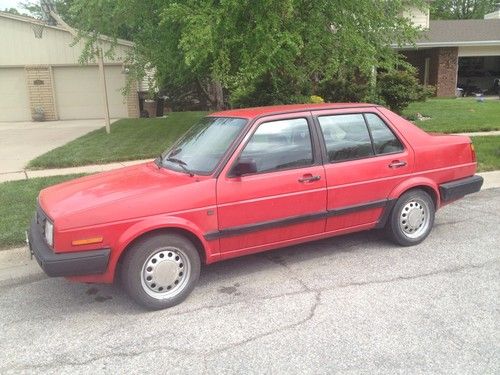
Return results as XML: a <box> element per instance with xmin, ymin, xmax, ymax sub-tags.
<box><xmin>430</xmin><ymin>0</ymin><xmax>497</xmax><ymax>19</ymax></box>
<box><xmin>68</xmin><ymin>0</ymin><xmax>427</xmax><ymax>109</ymax></box>
<box><xmin>20</xmin><ymin>1</ymin><xmax>75</xmax><ymax>23</ymax></box>
<box><xmin>3</xmin><ymin>7</ymin><xmax>21</xmax><ymax>15</ymax></box>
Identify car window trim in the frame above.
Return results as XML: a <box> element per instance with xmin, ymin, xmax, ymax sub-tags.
<box><xmin>225</xmin><ymin>115</ymin><xmax>320</xmax><ymax>178</ymax></box>
<box><xmin>313</xmin><ymin>110</ymin><xmax>407</xmax><ymax>164</ymax></box>
<box><xmin>362</xmin><ymin>113</ymin><xmax>378</xmax><ymax>156</ymax></box>
<box><xmin>363</xmin><ymin>112</ymin><xmax>405</xmax><ymax>156</ymax></box>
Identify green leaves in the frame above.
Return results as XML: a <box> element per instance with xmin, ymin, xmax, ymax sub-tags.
<box><xmin>430</xmin><ymin>0</ymin><xmax>498</xmax><ymax>19</ymax></box>
<box><xmin>70</xmin><ymin>0</ymin><xmax>425</xmax><ymax>108</ymax></box>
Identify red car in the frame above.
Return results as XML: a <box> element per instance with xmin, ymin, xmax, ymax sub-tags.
<box><xmin>28</xmin><ymin>103</ymin><xmax>483</xmax><ymax>309</ymax></box>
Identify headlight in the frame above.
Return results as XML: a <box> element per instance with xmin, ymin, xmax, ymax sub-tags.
<box><xmin>44</xmin><ymin>220</ymin><xmax>54</xmax><ymax>247</ymax></box>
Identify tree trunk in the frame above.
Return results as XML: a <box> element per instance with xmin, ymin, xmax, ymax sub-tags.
<box><xmin>207</xmin><ymin>80</ymin><xmax>224</xmax><ymax>110</ymax></box>
<box><xmin>196</xmin><ymin>78</ymin><xmax>225</xmax><ymax>111</ymax></box>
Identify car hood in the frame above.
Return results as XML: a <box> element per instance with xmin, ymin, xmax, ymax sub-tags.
<box><xmin>39</xmin><ymin>162</ymin><xmax>215</xmax><ymax>229</ymax></box>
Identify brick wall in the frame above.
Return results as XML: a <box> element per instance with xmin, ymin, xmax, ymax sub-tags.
<box><xmin>25</xmin><ymin>65</ymin><xmax>57</xmax><ymax>120</ymax></box>
<box><xmin>126</xmin><ymin>79</ymin><xmax>140</xmax><ymax>118</ymax></box>
<box><xmin>435</xmin><ymin>47</ymin><xmax>458</xmax><ymax>97</ymax></box>
<box><xmin>401</xmin><ymin>47</ymin><xmax>458</xmax><ymax>97</ymax></box>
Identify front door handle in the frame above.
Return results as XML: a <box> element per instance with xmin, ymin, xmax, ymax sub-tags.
<box><xmin>388</xmin><ymin>160</ymin><xmax>407</xmax><ymax>168</ymax></box>
<box><xmin>298</xmin><ymin>175</ymin><xmax>321</xmax><ymax>183</ymax></box>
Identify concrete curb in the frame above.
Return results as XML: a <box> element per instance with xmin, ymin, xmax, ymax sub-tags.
<box><xmin>478</xmin><ymin>171</ymin><xmax>500</xmax><ymax>190</ymax></box>
<box><xmin>0</xmin><ymin>246</ymin><xmax>45</xmax><ymax>288</ymax></box>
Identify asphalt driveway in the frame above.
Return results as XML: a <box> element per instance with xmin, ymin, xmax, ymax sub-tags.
<box><xmin>0</xmin><ymin>119</ymin><xmax>109</xmax><ymax>174</ymax></box>
<box><xmin>0</xmin><ymin>188</ymin><xmax>498</xmax><ymax>373</ymax></box>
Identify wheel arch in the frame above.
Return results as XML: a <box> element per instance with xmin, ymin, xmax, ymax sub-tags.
<box><xmin>389</xmin><ymin>177</ymin><xmax>440</xmax><ymax>209</ymax></box>
<box><xmin>119</xmin><ymin>227</ymin><xmax>208</xmax><ymax>265</ymax></box>
<box><xmin>112</xmin><ymin>218</ymin><xmax>217</xmax><ymax>281</ymax></box>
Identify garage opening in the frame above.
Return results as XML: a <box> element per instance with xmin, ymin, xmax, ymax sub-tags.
<box><xmin>457</xmin><ymin>56</ymin><xmax>500</xmax><ymax>96</ymax></box>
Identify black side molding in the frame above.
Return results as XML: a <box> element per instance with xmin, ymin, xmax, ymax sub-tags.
<box><xmin>205</xmin><ymin>199</ymin><xmax>391</xmax><ymax>240</ymax></box>
<box><xmin>439</xmin><ymin>175</ymin><xmax>483</xmax><ymax>202</ymax></box>
<box><xmin>28</xmin><ymin>217</ymin><xmax>110</xmax><ymax>277</ymax></box>
<box><xmin>204</xmin><ymin>211</ymin><xmax>327</xmax><ymax>241</ymax></box>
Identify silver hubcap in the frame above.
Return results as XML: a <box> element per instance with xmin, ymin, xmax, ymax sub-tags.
<box><xmin>141</xmin><ymin>247</ymin><xmax>190</xmax><ymax>299</ymax></box>
<box><xmin>399</xmin><ymin>198</ymin><xmax>430</xmax><ymax>239</ymax></box>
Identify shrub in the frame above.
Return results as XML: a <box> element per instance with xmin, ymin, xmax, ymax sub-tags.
<box><xmin>230</xmin><ymin>73</ymin><xmax>310</xmax><ymax>108</ymax></box>
<box><xmin>318</xmin><ymin>76</ymin><xmax>370</xmax><ymax>103</ymax></box>
<box><xmin>377</xmin><ymin>70</ymin><xmax>434</xmax><ymax>113</ymax></box>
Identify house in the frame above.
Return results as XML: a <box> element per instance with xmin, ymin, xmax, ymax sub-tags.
<box><xmin>0</xmin><ymin>11</ymin><xmax>141</xmax><ymax>122</ymax></box>
<box><xmin>399</xmin><ymin>5</ymin><xmax>500</xmax><ymax>96</ymax></box>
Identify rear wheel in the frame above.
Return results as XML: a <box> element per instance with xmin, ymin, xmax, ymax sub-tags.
<box><xmin>386</xmin><ymin>190</ymin><xmax>435</xmax><ymax>246</ymax></box>
<box><xmin>121</xmin><ymin>233</ymin><xmax>200</xmax><ymax>310</ymax></box>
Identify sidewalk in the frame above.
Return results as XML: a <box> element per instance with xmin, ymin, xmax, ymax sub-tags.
<box><xmin>0</xmin><ymin>159</ymin><xmax>151</xmax><ymax>183</ymax></box>
<box><xmin>454</xmin><ymin>130</ymin><xmax>500</xmax><ymax>137</ymax></box>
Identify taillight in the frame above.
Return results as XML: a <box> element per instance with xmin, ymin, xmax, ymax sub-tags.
<box><xmin>470</xmin><ymin>143</ymin><xmax>476</xmax><ymax>162</ymax></box>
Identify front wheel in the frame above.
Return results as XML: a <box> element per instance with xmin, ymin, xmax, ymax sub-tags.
<box><xmin>121</xmin><ymin>233</ymin><xmax>201</xmax><ymax>310</ymax></box>
<box><xmin>386</xmin><ymin>190</ymin><xmax>435</xmax><ymax>246</ymax></box>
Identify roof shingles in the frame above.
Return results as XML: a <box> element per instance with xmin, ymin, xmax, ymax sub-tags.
<box><xmin>416</xmin><ymin>19</ymin><xmax>500</xmax><ymax>45</ymax></box>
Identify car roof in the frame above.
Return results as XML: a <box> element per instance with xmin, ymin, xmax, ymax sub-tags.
<box><xmin>209</xmin><ymin>103</ymin><xmax>377</xmax><ymax>119</ymax></box>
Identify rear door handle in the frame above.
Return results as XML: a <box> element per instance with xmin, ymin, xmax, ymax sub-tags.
<box><xmin>388</xmin><ymin>160</ymin><xmax>407</xmax><ymax>168</ymax></box>
<box><xmin>298</xmin><ymin>175</ymin><xmax>321</xmax><ymax>183</ymax></box>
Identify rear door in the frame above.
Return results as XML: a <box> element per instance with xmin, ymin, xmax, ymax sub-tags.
<box><xmin>313</xmin><ymin>108</ymin><xmax>413</xmax><ymax>232</ymax></box>
<box><xmin>215</xmin><ymin>112</ymin><xmax>327</xmax><ymax>255</ymax></box>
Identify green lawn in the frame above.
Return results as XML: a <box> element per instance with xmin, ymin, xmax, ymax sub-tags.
<box><xmin>473</xmin><ymin>136</ymin><xmax>500</xmax><ymax>172</ymax></box>
<box><xmin>28</xmin><ymin>112</ymin><xmax>207</xmax><ymax>169</ymax></box>
<box><xmin>403</xmin><ymin>98</ymin><xmax>500</xmax><ymax>133</ymax></box>
<box><xmin>0</xmin><ymin>174</ymin><xmax>85</xmax><ymax>249</ymax></box>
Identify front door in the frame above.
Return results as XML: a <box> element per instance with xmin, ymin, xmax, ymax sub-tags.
<box><xmin>215</xmin><ymin>113</ymin><xmax>327</xmax><ymax>256</ymax></box>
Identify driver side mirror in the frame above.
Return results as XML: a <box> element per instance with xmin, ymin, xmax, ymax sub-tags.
<box><xmin>230</xmin><ymin>158</ymin><xmax>257</xmax><ymax>177</ymax></box>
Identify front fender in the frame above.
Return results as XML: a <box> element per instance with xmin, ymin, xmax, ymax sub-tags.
<box><xmin>68</xmin><ymin>216</ymin><xmax>218</xmax><ymax>284</ymax></box>
<box><xmin>115</xmin><ymin>216</ymin><xmax>217</xmax><ymax>262</ymax></box>
<box><xmin>389</xmin><ymin>177</ymin><xmax>441</xmax><ymax>208</ymax></box>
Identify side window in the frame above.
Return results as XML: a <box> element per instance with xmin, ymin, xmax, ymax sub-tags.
<box><xmin>365</xmin><ymin>113</ymin><xmax>404</xmax><ymax>155</ymax></box>
<box><xmin>239</xmin><ymin>118</ymin><xmax>313</xmax><ymax>173</ymax></box>
<box><xmin>318</xmin><ymin>114</ymin><xmax>373</xmax><ymax>162</ymax></box>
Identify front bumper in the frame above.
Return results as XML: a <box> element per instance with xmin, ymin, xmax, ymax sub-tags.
<box><xmin>28</xmin><ymin>217</ymin><xmax>110</xmax><ymax>277</ymax></box>
<box><xmin>439</xmin><ymin>175</ymin><xmax>483</xmax><ymax>202</ymax></box>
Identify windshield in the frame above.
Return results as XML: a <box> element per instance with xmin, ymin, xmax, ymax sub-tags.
<box><xmin>160</xmin><ymin>116</ymin><xmax>247</xmax><ymax>175</ymax></box>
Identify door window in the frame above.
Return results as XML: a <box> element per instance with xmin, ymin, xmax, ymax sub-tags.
<box><xmin>318</xmin><ymin>114</ymin><xmax>373</xmax><ymax>162</ymax></box>
<box><xmin>365</xmin><ymin>113</ymin><xmax>404</xmax><ymax>155</ymax></box>
<box><xmin>239</xmin><ymin>118</ymin><xmax>313</xmax><ymax>174</ymax></box>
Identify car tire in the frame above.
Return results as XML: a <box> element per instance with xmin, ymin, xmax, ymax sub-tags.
<box><xmin>121</xmin><ymin>232</ymin><xmax>201</xmax><ymax>310</ymax></box>
<box><xmin>386</xmin><ymin>189</ymin><xmax>435</xmax><ymax>246</ymax></box>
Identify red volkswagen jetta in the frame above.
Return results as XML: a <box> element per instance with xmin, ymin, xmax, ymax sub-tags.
<box><xmin>28</xmin><ymin>103</ymin><xmax>483</xmax><ymax>309</ymax></box>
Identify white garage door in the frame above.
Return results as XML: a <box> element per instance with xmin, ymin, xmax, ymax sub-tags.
<box><xmin>0</xmin><ymin>68</ymin><xmax>30</xmax><ymax>122</ymax></box>
<box><xmin>53</xmin><ymin>66</ymin><xmax>128</xmax><ymax>120</ymax></box>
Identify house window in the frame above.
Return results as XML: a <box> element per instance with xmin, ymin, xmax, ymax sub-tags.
<box><xmin>424</xmin><ymin>57</ymin><xmax>430</xmax><ymax>86</ymax></box>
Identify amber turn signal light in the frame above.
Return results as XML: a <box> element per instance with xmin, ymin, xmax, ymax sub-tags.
<box><xmin>71</xmin><ymin>237</ymin><xmax>103</xmax><ymax>246</ymax></box>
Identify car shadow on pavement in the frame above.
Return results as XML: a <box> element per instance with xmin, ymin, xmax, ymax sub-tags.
<box><xmin>2</xmin><ymin>229</ymin><xmax>393</xmax><ymax>317</ymax></box>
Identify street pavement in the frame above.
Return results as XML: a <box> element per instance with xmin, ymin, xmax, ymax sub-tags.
<box><xmin>0</xmin><ymin>188</ymin><xmax>499</xmax><ymax>374</ymax></box>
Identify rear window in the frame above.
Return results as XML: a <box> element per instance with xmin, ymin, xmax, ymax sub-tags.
<box><xmin>365</xmin><ymin>113</ymin><xmax>404</xmax><ymax>155</ymax></box>
<box><xmin>318</xmin><ymin>114</ymin><xmax>374</xmax><ymax>162</ymax></box>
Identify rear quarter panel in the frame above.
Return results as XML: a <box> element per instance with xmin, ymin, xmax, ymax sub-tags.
<box><xmin>378</xmin><ymin>107</ymin><xmax>477</xmax><ymax>206</ymax></box>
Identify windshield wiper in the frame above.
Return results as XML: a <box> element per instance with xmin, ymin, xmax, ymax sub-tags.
<box><xmin>154</xmin><ymin>154</ymin><xmax>163</xmax><ymax>169</ymax></box>
<box><xmin>166</xmin><ymin>157</ymin><xmax>194</xmax><ymax>177</ymax></box>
